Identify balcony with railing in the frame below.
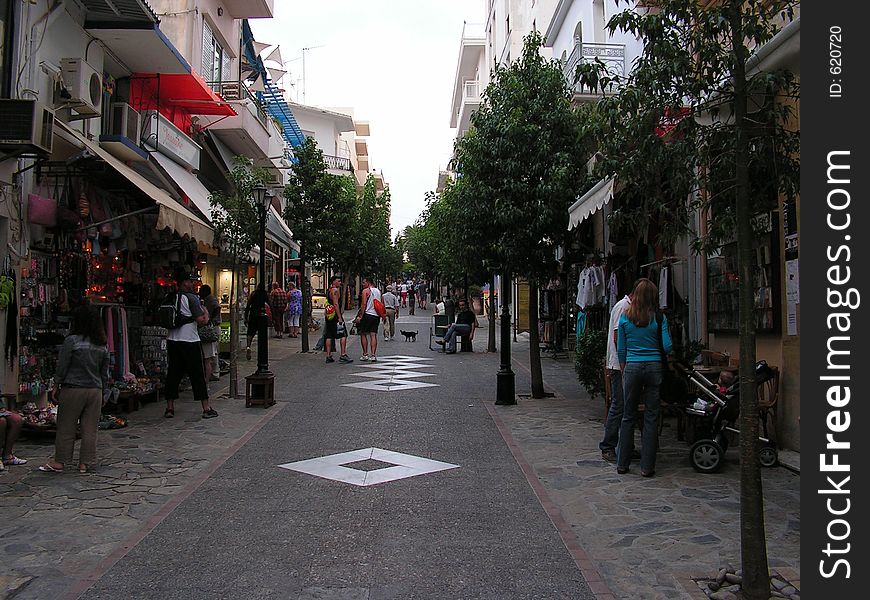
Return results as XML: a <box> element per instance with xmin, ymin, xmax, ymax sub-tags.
<box><xmin>463</xmin><ymin>80</ymin><xmax>481</xmax><ymax>102</ymax></box>
<box><xmin>324</xmin><ymin>154</ymin><xmax>353</xmax><ymax>173</ymax></box>
<box><xmin>201</xmin><ymin>80</ymin><xmax>272</xmax><ymax>158</ymax></box>
<box><xmin>562</xmin><ymin>42</ymin><xmax>626</xmax><ymax>97</ymax></box>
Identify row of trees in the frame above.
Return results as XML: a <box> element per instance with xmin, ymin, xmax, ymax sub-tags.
<box><xmin>412</xmin><ymin>2</ymin><xmax>798</xmax><ymax>597</ymax></box>
<box><xmin>210</xmin><ymin>138</ymin><xmax>399</xmax><ymax>391</ymax></box>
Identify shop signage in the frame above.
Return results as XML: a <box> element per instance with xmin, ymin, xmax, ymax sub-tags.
<box><xmin>142</xmin><ymin>110</ymin><xmax>201</xmax><ymax>170</ymax></box>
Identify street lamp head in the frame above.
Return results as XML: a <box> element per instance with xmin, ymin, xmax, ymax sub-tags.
<box><xmin>252</xmin><ymin>184</ymin><xmax>269</xmax><ymax>209</ymax></box>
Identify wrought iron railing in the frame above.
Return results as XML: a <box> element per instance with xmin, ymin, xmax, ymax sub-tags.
<box><xmin>206</xmin><ymin>80</ymin><xmax>269</xmax><ymax>126</ymax></box>
<box><xmin>324</xmin><ymin>154</ymin><xmax>353</xmax><ymax>172</ymax></box>
<box><xmin>563</xmin><ymin>42</ymin><xmax>626</xmax><ymax>96</ymax></box>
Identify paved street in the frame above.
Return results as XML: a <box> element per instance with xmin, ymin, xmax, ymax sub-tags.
<box><xmin>2</xmin><ymin>307</ymin><xmax>800</xmax><ymax>600</ymax></box>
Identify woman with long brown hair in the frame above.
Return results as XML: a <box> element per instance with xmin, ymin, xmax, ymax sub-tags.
<box><xmin>39</xmin><ymin>305</ymin><xmax>109</xmax><ymax>474</ymax></box>
<box><xmin>615</xmin><ymin>278</ymin><xmax>672</xmax><ymax>477</ymax></box>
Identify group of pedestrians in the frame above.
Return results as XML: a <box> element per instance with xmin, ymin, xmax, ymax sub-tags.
<box><xmin>244</xmin><ymin>281</ymin><xmax>303</xmax><ymax>359</ymax></box>
<box><xmin>598</xmin><ymin>278</ymin><xmax>672</xmax><ymax>478</ymax></box>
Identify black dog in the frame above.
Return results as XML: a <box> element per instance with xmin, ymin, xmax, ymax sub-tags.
<box><xmin>400</xmin><ymin>330</ymin><xmax>418</xmax><ymax>342</ymax></box>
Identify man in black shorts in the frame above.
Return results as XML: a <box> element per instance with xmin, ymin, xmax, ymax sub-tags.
<box><xmin>324</xmin><ymin>276</ymin><xmax>352</xmax><ymax>364</ymax></box>
<box><xmin>353</xmin><ymin>277</ymin><xmax>385</xmax><ymax>362</ymax></box>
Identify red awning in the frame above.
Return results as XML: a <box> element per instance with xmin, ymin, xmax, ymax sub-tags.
<box><xmin>655</xmin><ymin>106</ymin><xmax>690</xmax><ymax>138</ymax></box>
<box><xmin>132</xmin><ymin>73</ymin><xmax>237</xmax><ymax>117</ymax></box>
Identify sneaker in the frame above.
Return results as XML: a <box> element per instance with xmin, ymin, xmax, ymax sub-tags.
<box><xmin>3</xmin><ymin>455</ymin><xmax>27</xmax><ymax>466</ymax></box>
<box><xmin>325</xmin><ymin>356</ymin><xmax>335</xmax><ymax>363</ymax></box>
<box><xmin>339</xmin><ymin>355</ymin><xmax>353</xmax><ymax>364</ymax></box>
<box><xmin>202</xmin><ymin>408</ymin><xmax>219</xmax><ymax>419</ymax></box>
<box><xmin>370</xmin><ymin>356</ymin><xmax>377</xmax><ymax>363</ymax></box>
<box><xmin>435</xmin><ymin>339</ymin><xmax>445</xmax><ymax>346</ymax></box>
<box><xmin>246</xmin><ymin>347</ymin><xmax>252</xmax><ymax>360</ymax></box>
<box><xmin>601</xmin><ymin>449</ymin><xmax>616</xmax><ymax>463</ymax></box>
<box><xmin>360</xmin><ymin>355</ymin><xmax>370</xmax><ymax>362</ymax></box>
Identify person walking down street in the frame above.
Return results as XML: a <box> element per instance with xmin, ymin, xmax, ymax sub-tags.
<box><xmin>616</xmin><ymin>278</ymin><xmax>672</xmax><ymax>477</ymax></box>
<box><xmin>407</xmin><ymin>280</ymin><xmax>416</xmax><ymax>316</ymax></box>
<box><xmin>599</xmin><ymin>280</ymin><xmax>640</xmax><ymax>462</ymax></box>
<box><xmin>417</xmin><ymin>279</ymin><xmax>427</xmax><ymax>310</ymax></box>
<box><xmin>1</xmin><ymin>404</ymin><xmax>27</xmax><ymax>471</ymax></box>
<box><xmin>354</xmin><ymin>277</ymin><xmax>385</xmax><ymax>362</ymax></box>
<box><xmin>163</xmin><ymin>267</ymin><xmax>218</xmax><ymax>420</ymax></box>
<box><xmin>399</xmin><ymin>282</ymin><xmax>408</xmax><ymax>308</ymax></box>
<box><xmin>38</xmin><ymin>305</ymin><xmax>109</xmax><ymax>474</ymax></box>
<box><xmin>245</xmin><ymin>284</ymin><xmax>268</xmax><ymax>361</ymax></box>
<box><xmin>286</xmin><ymin>281</ymin><xmax>303</xmax><ymax>338</ymax></box>
<box><xmin>324</xmin><ymin>276</ymin><xmax>353</xmax><ymax>364</ymax></box>
<box><xmin>269</xmin><ymin>282</ymin><xmax>288</xmax><ymax>339</ymax></box>
<box><xmin>382</xmin><ymin>285</ymin><xmax>399</xmax><ymax>341</ymax></box>
<box><xmin>435</xmin><ymin>298</ymin><xmax>477</xmax><ymax>354</ymax></box>
<box><xmin>198</xmin><ymin>285</ymin><xmax>222</xmax><ymax>383</ymax></box>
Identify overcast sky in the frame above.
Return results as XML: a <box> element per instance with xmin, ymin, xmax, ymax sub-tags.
<box><xmin>250</xmin><ymin>1</ymin><xmax>485</xmax><ymax>238</ymax></box>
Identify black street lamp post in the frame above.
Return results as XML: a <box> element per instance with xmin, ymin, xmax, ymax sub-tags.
<box><xmin>495</xmin><ymin>273</ymin><xmax>516</xmax><ymax>405</ymax></box>
<box><xmin>254</xmin><ymin>184</ymin><xmax>271</xmax><ymax>376</ymax></box>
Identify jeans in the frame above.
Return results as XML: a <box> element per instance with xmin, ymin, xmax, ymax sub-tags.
<box><xmin>617</xmin><ymin>361</ymin><xmax>662</xmax><ymax>472</ymax></box>
<box><xmin>443</xmin><ymin>323</ymin><xmax>471</xmax><ymax>352</ymax></box>
<box><xmin>600</xmin><ymin>369</ymin><xmax>624</xmax><ymax>452</ymax></box>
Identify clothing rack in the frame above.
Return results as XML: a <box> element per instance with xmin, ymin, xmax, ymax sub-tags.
<box><xmin>639</xmin><ymin>256</ymin><xmax>683</xmax><ymax>269</ymax></box>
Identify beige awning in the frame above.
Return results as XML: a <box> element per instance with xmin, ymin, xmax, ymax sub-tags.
<box><xmin>568</xmin><ymin>177</ymin><xmax>615</xmax><ymax>230</ymax></box>
<box><xmin>54</xmin><ymin>120</ymin><xmax>215</xmax><ymax>246</ymax></box>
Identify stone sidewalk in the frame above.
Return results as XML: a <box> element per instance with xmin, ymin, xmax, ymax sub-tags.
<box><xmin>0</xmin><ymin>342</ymin><xmax>296</xmax><ymax>600</ymax></box>
<box><xmin>497</xmin><ymin>333</ymin><xmax>800</xmax><ymax>599</ymax></box>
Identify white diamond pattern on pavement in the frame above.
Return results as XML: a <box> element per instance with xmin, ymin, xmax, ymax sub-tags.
<box><xmin>278</xmin><ymin>447</ymin><xmax>460</xmax><ymax>486</ymax></box>
<box><xmin>341</xmin><ymin>355</ymin><xmax>440</xmax><ymax>392</ymax></box>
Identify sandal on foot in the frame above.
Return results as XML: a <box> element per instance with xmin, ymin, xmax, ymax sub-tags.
<box><xmin>164</xmin><ymin>408</ymin><xmax>175</xmax><ymax>418</ymax></box>
<box><xmin>39</xmin><ymin>463</ymin><xmax>64</xmax><ymax>473</ymax></box>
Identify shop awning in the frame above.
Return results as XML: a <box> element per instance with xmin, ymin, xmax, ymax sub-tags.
<box><xmin>88</xmin><ymin>27</ymin><xmax>191</xmax><ymax>75</ymax></box>
<box><xmin>54</xmin><ymin>120</ymin><xmax>215</xmax><ymax>246</ymax></box>
<box><xmin>151</xmin><ymin>151</ymin><xmax>220</xmax><ymax>223</ymax></box>
<box><xmin>267</xmin><ymin>206</ymin><xmax>298</xmax><ymax>252</ymax></box>
<box><xmin>132</xmin><ymin>73</ymin><xmax>237</xmax><ymax>116</ymax></box>
<box><xmin>568</xmin><ymin>177</ymin><xmax>615</xmax><ymax>230</ymax></box>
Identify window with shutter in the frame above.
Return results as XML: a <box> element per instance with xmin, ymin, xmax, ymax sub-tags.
<box><xmin>221</xmin><ymin>50</ymin><xmax>231</xmax><ymax>82</ymax></box>
<box><xmin>202</xmin><ymin>20</ymin><xmax>215</xmax><ymax>82</ymax></box>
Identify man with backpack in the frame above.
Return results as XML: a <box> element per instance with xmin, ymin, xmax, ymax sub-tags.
<box><xmin>353</xmin><ymin>277</ymin><xmax>386</xmax><ymax>362</ymax></box>
<box><xmin>160</xmin><ymin>267</ymin><xmax>218</xmax><ymax>419</ymax></box>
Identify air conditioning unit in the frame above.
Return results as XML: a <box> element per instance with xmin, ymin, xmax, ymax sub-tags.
<box><xmin>0</xmin><ymin>99</ymin><xmax>55</xmax><ymax>156</ymax></box>
<box><xmin>110</xmin><ymin>102</ymin><xmax>141</xmax><ymax>142</ymax></box>
<box><xmin>60</xmin><ymin>57</ymin><xmax>103</xmax><ymax>116</ymax></box>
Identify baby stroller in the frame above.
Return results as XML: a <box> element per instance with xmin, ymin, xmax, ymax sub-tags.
<box><xmin>678</xmin><ymin>360</ymin><xmax>778</xmax><ymax>473</ymax></box>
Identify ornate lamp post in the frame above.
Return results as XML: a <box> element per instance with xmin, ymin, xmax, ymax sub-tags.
<box><xmin>253</xmin><ymin>184</ymin><xmax>271</xmax><ymax>375</ymax></box>
<box><xmin>495</xmin><ymin>273</ymin><xmax>516</xmax><ymax>405</ymax></box>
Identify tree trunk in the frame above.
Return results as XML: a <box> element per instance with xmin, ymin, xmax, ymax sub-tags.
<box><xmin>228</xmin><ymin>259</ymin><xmax>239</xmax><ymax>398</ymax></box>
<box><xmin>730</xmin><ymin>6</ymin><xmax>769</xmax><ymax>598</ymax></box>
<box><xmin>528</xmin><ymin>280</ymin><xmax>545</xmax><ymax>398</ymax></box>
<box><xmin>488</xmin><ymin>274</ymin><xmax>497</xmax><ymax>353</ymax></box>
<box><xmin>300</xmin><ymin>240</ymin><xmax>309</xmax><ymax>353</ymax></box>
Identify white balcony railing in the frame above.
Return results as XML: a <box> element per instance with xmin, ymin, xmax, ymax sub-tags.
<box><xmin>463</xmin><ymin>80</ymin><xmax>481</xmax><ymax>102</ymax></box>
<box><xmin>563</xmin><ymin>42</ymin><xmax>626</xmax><ymax>96</ymax></box>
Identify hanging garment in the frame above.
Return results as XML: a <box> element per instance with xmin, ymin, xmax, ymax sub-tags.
<box><xmin>594</xmin><ymin>265</ymin><xmax>607</xmax><ymax>304</ymax></box>
<box><xmin>575</xmin><ymin>267</ymin><xmax>599</xmax><ymax>309</ymax></box>
<box><xmin>608</xmin><ymin>272</ymin><xmax>619</xmax><ymax>310</ymax></box>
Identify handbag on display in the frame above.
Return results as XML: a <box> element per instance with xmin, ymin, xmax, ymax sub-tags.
<box><xmin>27</xmin><ymin>179</ymin><xmax>57</xmax><ymax>227</ymax></box>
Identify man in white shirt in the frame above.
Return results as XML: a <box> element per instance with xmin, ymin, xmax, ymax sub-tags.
<box><xmin>164</xmin><ymin>267</ymin><xmax>218</xmax><ymax>420</ymax></box>
<box><xmin>382</xmin><ymin>285</ymin><xmax>399</xmax><ymax>340</ymax></box>
<box><xmin>599</xmin><ymin>281</ymin><xmax>639</xmax><ymax>461</ymax></box>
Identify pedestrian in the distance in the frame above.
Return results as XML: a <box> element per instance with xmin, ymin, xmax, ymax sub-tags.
<box><xmin>354</xmin><ymin>277</ymin><xmax>384</xmax><ymax>362</ymax></box>
<box><xmin>245</xmin><ymin>284</ymin><xmax>268</xmax><ymax>361</ymax></box>
<box><xmin>164</xmin><ymin>267</ymin><xmax>218</xmax><ymax>419</ymax></box>
<box><xmin>382</xmin><ymin>285</ymin><xmax>399</xmax><ymax>340</ymax></box>
<box><xmin>616</xmin><ymin>278</ymin><xmax>672</xmax><ymax>477</ymax></box>
<box><xmin>269</xmin><ymin>282</ymin><xmax>288</xmax><ymax>339</ymax></box>
<box><xmin>408</xmin><ymin>280</ymin><xmax>416</xmax><ymax>315</ymax></box>
<box><xmin>39</xmin><ymin>305</ymin><xmax>109</xmax><ymax>474</ymax></box>
<box><xmin>286</xmin><ymin>281</ymin><xmax>302</xmax><ymax>338</ymax></box>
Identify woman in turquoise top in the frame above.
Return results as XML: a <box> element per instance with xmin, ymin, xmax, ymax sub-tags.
<box><xmin>616</xmin><ymin>278</ymin><xmax>672</xmax><ymax>477</ymax></box>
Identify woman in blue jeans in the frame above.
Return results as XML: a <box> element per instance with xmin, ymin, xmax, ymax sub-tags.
<box><xmin>616</xmin><ymin>278</ymin><xmax>672</xmax><ymax>477</ymax></box>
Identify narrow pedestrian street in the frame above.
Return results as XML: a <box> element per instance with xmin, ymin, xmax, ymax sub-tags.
<box><xmin>2</xmin><ymin>307</ymin><xmax>799</xmax><ymax>600</ymax></box>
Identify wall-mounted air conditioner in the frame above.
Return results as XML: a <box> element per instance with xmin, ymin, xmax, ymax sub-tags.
<box><xmin>60</xmin><ymin>57</ymin><xmax>103</xmax><ymax>116</ymax></box>
<box><xmin>110</xmin><ymin>102</ymin><xmax>141</xmax><ymax>142</ymax></box>
<box><xmin>0</xmin><ymin>99</ymin><xmax>55</xmax><ymax>155</ymax></box>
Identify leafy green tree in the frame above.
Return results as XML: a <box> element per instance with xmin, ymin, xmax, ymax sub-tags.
<box><xmin>454</xmin><ymin>32</ymin><xmax>587</xmax><ymax>397</ymax></box>
<box><xmin>284</xmin><ymin>137</ymin><xmax>346</xmax><ymax>351</ymax></box>
<box><xmin>209</xmin><ymin>157</ymin><xmax>269</xmax><ymax>397</ymax></box>
<box><xmin>578</xmin><ymin>2</ymin><xmax>800</xmax><ymax>596</ymax></box>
